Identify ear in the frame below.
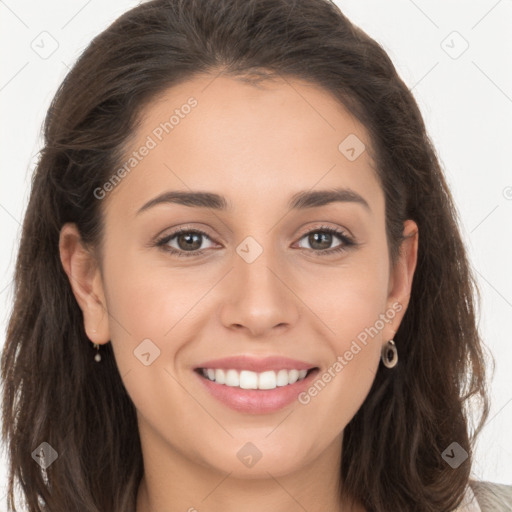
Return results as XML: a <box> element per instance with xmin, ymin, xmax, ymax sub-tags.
<box><xmin>382</xmin><ymin>219</ymin><xmax>419</xmax><ymax>342</ymax></box>
<box><xmin>59</xmin><ymin>223</ymin><xmax>110</xmax><ymax>345</ymax></box>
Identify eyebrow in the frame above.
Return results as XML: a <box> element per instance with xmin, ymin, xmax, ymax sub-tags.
<box><xmin>136</xmin><ymin>187</ymin><xmax>371</xmax><ymax>215</ymax></box>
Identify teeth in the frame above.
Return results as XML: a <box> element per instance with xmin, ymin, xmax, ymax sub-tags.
<box><xmin>201</xmin><ymin>368</ymin><xmax>310</xmax><ymax>389</ymax></box>
<box><xmin>288</xmin><ymin>369</ymin><xmax>299</xmax><ymax>384</ymax></box>
<box><xmin>215</xmin><ymin>369</ymin><xmax>226</xmax><ymax>385</ymax></box>
<box><xmin>225</xmin><ymin>369</ymin><xmax>239</xmax><ymax>387</ymax></box>
<box><xmin>258</xmin><ymin>370</ymin><xmax>276</xmax><ymax>390</ymax></box>
<box><xmin>276</xmin><ymin>369</ymin><xmax>289</xmax><ymax>386</ymax></box>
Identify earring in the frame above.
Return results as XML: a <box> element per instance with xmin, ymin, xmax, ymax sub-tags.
<box><xmin>93</xmin><ymin>343</ymin><xmax>101</xmax><ymax>362</ymax></box>
<box><xmin>381</xmin><ymin>339</ymin><xmax>398</xmax><ymax>368</ymax></box>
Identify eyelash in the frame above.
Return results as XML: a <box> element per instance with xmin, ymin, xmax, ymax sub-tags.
<box><xmin>154</xmin><ymin>225</ymin><xmax>357</xmax><ymax>258</ymax></box>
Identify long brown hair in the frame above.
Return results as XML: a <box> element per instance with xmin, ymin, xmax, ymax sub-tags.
<box><xmin>1</xmin><ymin>0</ymin><xmax>492</xmax><ymax>510</ymax></box>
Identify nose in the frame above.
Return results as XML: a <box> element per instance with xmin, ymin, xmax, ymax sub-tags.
<box><xmin>219</xmin><ymin>241</ymin><xmax>300</xmax><ymax>338</ymax></box>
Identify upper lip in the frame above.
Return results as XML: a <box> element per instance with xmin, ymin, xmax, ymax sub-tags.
<box><xmin>195</xmin><ymin>355</ymin><xmax>318</xmax><ymax>373</ymax></box>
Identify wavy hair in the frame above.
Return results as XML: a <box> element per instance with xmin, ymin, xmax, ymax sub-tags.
<box><xmin>1</xmin><ymin>0</ymin><xmax>492</xmax><ymax>510</ymax></box>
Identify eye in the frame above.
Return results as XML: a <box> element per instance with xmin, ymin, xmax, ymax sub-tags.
<box><xmin>154</xmin><ymin>228</ymin><xmax>216</xmax><ymax>257</ymax></box>
<box><xmin>154</xmin><ymin>225</ymin><xmax>357</xmax><ymax>258</ymax></box>
<box><xmin>295</xmin><ymin>225</ymin><xmax>356</xmax><ymax>256</ymax></box>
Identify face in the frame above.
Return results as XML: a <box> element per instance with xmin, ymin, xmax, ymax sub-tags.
<box><xmin>60</xmin><ymin>74</ymin><xmax>418</xmax><ymax>480</ymax></box>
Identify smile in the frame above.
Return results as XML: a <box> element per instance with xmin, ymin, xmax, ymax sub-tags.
<box><xmin>193</xmin><ymin>356</ymin><xmax>320</xmax><ymax>414</ymax></box>
<box><xmin>198</xmin><ymin>367</ymin><xmax>313</xmax><ymax>389</ymax></box>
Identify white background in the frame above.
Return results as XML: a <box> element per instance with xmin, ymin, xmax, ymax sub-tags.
<box><xmin>1</xmin><ymin>0</ymin><xmax>511</xmax><ymax>506</ymax></box>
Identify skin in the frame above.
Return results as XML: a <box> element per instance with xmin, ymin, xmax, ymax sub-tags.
<box><xmin>59</xmin><ymin>73</ymin><xmax>418</xmax><ymax>512</ymax></box>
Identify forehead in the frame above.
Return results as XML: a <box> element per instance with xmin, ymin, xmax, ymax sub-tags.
<box><xmin>103</xmin><ymin>73</ymin><xmax>382</xmax><ymax>216</ymax></box>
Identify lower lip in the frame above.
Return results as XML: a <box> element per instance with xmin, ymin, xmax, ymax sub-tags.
<box><xmin>194</xmin><ymin>368</ymin><xmax>319</xmax><ymax>414</ymax></box>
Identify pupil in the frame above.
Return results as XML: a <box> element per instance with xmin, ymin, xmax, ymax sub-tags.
<box><xmin>179</xmin><ymin>233</ymin><xmax>201</xmax><ymax>251</ymax></box>
<box><xmin>310</xmin><ymin>232</ymin><xmax>331</xmax><ymax>250</ymax></box>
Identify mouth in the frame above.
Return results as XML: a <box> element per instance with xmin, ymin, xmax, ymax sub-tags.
<box><xmin>193</xmin><ymin>359</ymin><xmax>320</xmax><ymax>414</ymax></box>
<box><xmin>194</xmin><ymin>367</ymin><xmax>317</xmax><ymax>390</ymax></box>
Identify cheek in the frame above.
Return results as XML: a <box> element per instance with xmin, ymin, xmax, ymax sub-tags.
<box><xmin>100</xmin><ymin>246</ymin><xmax>199</xmax><ymax>370</ymax></box>
<box><xmin>296</xmin><ymin>249</ymin><xmax>390</xmax><ymax>340</ymax></box>
<box><xmin>104</xmin><ymin>231</ymin><xmax>209</xmax><ymax>321</ymax></box>
<box><xmin>100</xmin><ymin>250</ymin><xmax>206</xmax><ymax>430</ymax></box>
<box><xmin>295</xmin><ymin>276</ymin><xmax>388</xmax><ymax>442</ymax></box>
<box><xmin>294</xmin><ymin>244</ymin><xmax>390</xmax><ymax>392</ymax></box>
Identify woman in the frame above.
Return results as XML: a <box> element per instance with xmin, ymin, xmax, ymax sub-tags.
<box><xmin>1</xmin><ymin>0</ymin><xmax>510</xmax><ymax>510</ymax></box>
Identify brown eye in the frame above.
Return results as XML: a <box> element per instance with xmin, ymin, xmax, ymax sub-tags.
<box><xmin>155</xmin><ymin>228</ymin><xmax>215</xmax><ymax>257</ymax></box>
<box><xmin>175</xmin><ymin>232</ymin><xmax>203</xmax><ymax>251</ymax></box>
<box><xmin>303</xmin><ymin>231</ymin><xmax>337</xmax><ymax>250</ymax></box>
<box><xmin>297</xmin><ymin>226</ymin><xmax>354</xmax><ymax>254</ymax></box>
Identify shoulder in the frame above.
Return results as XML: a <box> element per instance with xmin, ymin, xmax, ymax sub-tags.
<box><xmin>456</xmin><ymin>479</ymin><xmax>512</xmax><ymax>511</ymax></box>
